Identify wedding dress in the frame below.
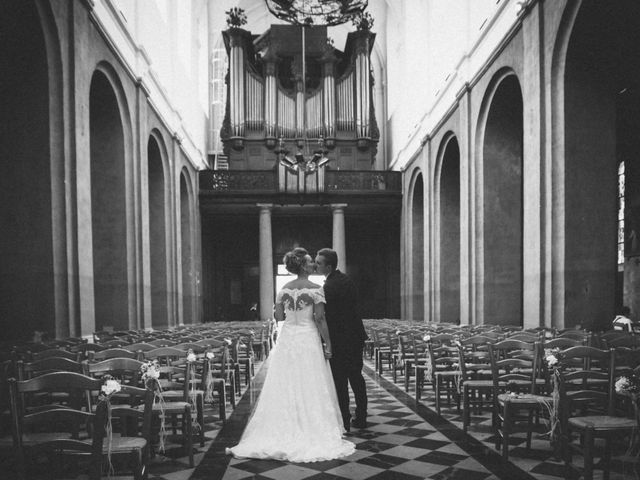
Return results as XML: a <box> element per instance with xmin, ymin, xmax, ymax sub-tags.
<box><xmin>226</xmin><ymin>286</ymin><xmax>355</xmax><ymax>462</ymax></box>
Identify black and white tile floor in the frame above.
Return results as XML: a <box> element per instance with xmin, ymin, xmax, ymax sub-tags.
<box><xmin>4</xmin><ymin>356</ymin><xmax>635</xmax><ymax>479</ymax></box>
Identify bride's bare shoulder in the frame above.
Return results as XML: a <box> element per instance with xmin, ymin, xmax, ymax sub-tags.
<box><xmin>281</xmin><ymin>279</ymin><xmax>320</xmax><ymax>291</ymax></box>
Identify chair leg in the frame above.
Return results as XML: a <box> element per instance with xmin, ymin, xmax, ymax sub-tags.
<box><xmin>217</xmin><ymin>380</ymin><xmax>226</xmax><ymax>422</ymax></box>
<box><xmin>502</xmin><ymin>403</ymin><xmax>510</xmax><ymax>460</ymax></box>
<box><xmin>415</xmin><ymin>368</ymin><xmax>422</xmax><ymax>400</ymax></box>
<box><xmin>184</xmin><ymin>405</ymin><xmax>194</xmax><ymax>467</ymax></box>
<box><xmin>463</xmin><ymin>385</ymin><xmax>470</xmax><ymax>433</ymax></box>
<box><xmin>583</xmin><ymin>427</ymin><xmax>594</xmax><ymax>480</ymax></box>
<box><xmin>435</xmin><ymin>377</ymin><xmax>441</xmax><ymax>414</ymax></box>
<box><xmin>197</xmin><ymin>395</ymin><xmax>205</xmax><ymax>447</ymax></box>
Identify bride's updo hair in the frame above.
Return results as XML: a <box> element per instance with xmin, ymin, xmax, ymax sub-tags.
<box><xmin>283</xmin><ymin>247</ymin><xmax>309</xmax><ymax>275</ymax></box>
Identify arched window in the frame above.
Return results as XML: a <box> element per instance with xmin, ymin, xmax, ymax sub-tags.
<box><xmin>618</xmin><ymin>161</ymin><xmax>625</xmax><ymax>270</ymax></box>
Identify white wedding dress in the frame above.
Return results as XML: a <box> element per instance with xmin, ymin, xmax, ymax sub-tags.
<box><xmin>226</xmin><ymin>287</ymin><xmax>355</xmax><ymax>462</ymax></box>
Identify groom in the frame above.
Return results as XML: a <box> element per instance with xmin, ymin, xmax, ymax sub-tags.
<box><xmin>315</xmin><ymin>248</ymin><xmax>368</xmax><ymax>431</ymax></box>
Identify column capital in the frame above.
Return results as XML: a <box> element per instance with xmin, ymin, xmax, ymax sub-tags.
<box><xmin>329</xmin><ymin>203</ymin><xmax>347</xmax><ymax>211</ymax></box>
<box><xmin>257</xmin><ymin>203</ymin><xmax>274</xmax><ymax>211</ymax></box>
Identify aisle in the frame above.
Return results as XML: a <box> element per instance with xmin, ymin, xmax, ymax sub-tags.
<box><xmin>192</xmin><ymin>358</ymin><xmax>536</xmax><ymax>480</ymax></box>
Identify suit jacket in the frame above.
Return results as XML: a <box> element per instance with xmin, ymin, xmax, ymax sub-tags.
<box><xmin>323</xmin><ymin>269</ymin><xmax>367</xmax><ymax>356</ymax></box>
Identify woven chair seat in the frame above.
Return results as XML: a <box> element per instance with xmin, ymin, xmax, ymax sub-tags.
<box><xmin>568</xmin><ymin>415</ymin><xmax>637</xmax><ymax>430</ymax></box>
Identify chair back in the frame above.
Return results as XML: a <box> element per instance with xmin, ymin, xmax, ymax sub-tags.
<box><xmin>31</xmin><ymin>348</ymin><xmax>79</xmax><ymax>362</ymax></box>
<box><xmin>89</xmin><ymin>347</ymin><xmax>138</xmax><ymax>362</ymax></box>
<box><xmin>146</xmin><ymin>338</ymin><xmax>177</xmax><ymax>348</ymax></box>
<box><xmin>143</xmin><ymin>347</ymin><xmax>188</xmax><ymax>365</ymax></box>
<box><xmin>18</xmin><ymin>357</ymin><xmax>87</xmax><ymax>381</ymax></box>
<box><xmin>99</xmin><ymin>339</ymin><xmax>130</xmax><ymax>348</ymax></box>
<box><xmin>9</xmin><ymin>371</ymin><xmax>102</xmax><ymax>418</ymax></box>
<box><xmin>87</xmin><ymin>357</ymin><xmax>144</xmax><ymax>387</ymax></box>
<box><xmin>9</xmin><ymin>399</ymin><xmax>106</xmax><ymax>480</ymax></box>
<box><xmin>121</xmin><ymin>342</ymin><xmax>156</xmax><ymax>354</ymax></box>
<box><xmin>556</xmin><ymin>347</ymin><xmax>615</xmax><ymax>419</ymax></box>
<box><xmin>488</xmin><ymin>340</ymin><xmax>539</xmax><ymax>394</ymax></box>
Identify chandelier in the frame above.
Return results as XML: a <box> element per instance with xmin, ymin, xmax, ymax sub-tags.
<box><xmin>265</xmin><ymin>0</ymin><xmax>368</xmax><ymax>26</ymax></box>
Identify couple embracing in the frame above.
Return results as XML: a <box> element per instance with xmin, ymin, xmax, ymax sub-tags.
<box><xmin>227</xmin><ymin>247</ymin><xmax>368</xmax><ymax>462</ymax></box>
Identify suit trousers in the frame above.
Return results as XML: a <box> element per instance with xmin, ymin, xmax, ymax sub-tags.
<box><xmin>330</xmin><ymin>345</ymin><xmax>367</xmax><ymax>424</ymax></box>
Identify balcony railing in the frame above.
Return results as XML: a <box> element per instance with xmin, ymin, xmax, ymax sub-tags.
<box><xmin>200</xmin><ymin>169</ymin><xmax>401</xmax><ymax>195</ymax></box>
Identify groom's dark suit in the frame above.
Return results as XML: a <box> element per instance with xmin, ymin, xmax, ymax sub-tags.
<box><xmin>323</xmin><ymin>269</ymin><xmax>368</xmax><ymax>428</ymax></box>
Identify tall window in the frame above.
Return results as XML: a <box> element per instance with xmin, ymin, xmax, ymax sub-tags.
<box><xmin>275</xmin><ymin>265</ymin><xmax>325</xmax><ymax>293</ymax></box>
<box><xmin>618</xmin><ymin>161</ymin><xmax>625</xmax><ymax>271</ymax></box>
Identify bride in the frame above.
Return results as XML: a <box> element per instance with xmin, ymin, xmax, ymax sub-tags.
<box><xmin>226</xmin><ymin>247</ymin><xmax>355</xmax><ymax>462</ymax></box>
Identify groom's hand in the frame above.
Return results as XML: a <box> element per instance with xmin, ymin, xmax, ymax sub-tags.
<box><xmin>323</xmin><ymin>347</ymin><xmax>332</xmax><ymax>359</ymax></box>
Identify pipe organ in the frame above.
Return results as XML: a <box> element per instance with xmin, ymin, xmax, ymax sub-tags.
<box><xmin>221</xmin><ymin>24</ymin><xmax>379</xmax><ymax>171</ymax></box>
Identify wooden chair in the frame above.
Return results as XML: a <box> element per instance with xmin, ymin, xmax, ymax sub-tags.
<box><xmin>150</xmin><ymin>366</ymin><xmax>198</xmax><ymax>464</ymax></box>
<box><xmin>432</xmin><ymin>343</ymin><xmax>462</xmax><ymax>414</ymax></box>
<box><xmin>8</xmin><ymin>372</ymin><xmax>106</xmax><ymax>480</ymax></box>
<box><xmin>489</xmin><ymin>339</ymin><xmax>546</xmax><ymax>460</ymax></box>
<box><xmin>458</xmin><ymin>342</ymin><xmax>495</xmax><ymax>433</ymax></box>
<box><xmin>556</xmin><ymin>347</ymin><xmax>636</xmax><ymax>480</ymax></box>
<box><xmin>371</xmin><ymin>328</ymin><xmax>393</xmax><ymax>375</ymax></box>
<box><xmin>106</xmin><ymin>384</ymin><xmax>154</xmax><ymax>480</ymax></box>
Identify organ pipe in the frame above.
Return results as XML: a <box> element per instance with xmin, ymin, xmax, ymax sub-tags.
<box><xmin>336</xmin><ymin>70</ymin><xmax>355</xmax><ymax>131</ymax></box>
<box><xmin>265</xmin><ymin>62</ymin><xmax>277</xmax><ymax>137</ymax></box>
<box><xmin>355</xmin><ymin>51</ymin><xmax>370</xmax><ymax>138</ymax></box>
<box><xmin>245</xmin><ymin>70</ymin><xmax>264</xmax><ymax>131</ymax></box>
<box><xmin>230</xmin><ymin>37</ymin><xmax>245</xmax><ymax>137</ymax></box>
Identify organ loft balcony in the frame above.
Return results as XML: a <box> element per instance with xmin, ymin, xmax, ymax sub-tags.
<box><xmin>201</xmin><ymin>20</ymin><xmax>398</xmax><ymax>211</ymax></box>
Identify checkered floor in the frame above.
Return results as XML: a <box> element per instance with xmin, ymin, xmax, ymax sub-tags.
<box><xmin>2</xmin><ymin>356</ymin><xmax>636</xmax><ymax>479</ymax></box>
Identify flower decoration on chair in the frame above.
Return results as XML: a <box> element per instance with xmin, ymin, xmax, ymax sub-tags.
<box><xmin>140</xmin><ymin>360</ymin><xmax>167</xmax><ymax>451</ymax></box>
<box><xmin>185</xmin><ymin>350</ymin><xmax>201</xmax><ymax>432</ymax></box>
<box><xmin>544</xmin><ymin>348</ymin><xmax>562</xmax><ymax>370</ymax></box>
<box><xmin>99</xmin><ymin>375</ymin><xmax>122</xmax><ymax>477</ymax></box>
<box><xmin>276</xmin><ymin>137</ymin><xmax>330</xmax><ymax>175</ymax></box>
<box><xmin>615</xmin><ymin>372</ymin><xmax>640</xmax><ymax>400</ymax></box>
<box><xmin>204</xmin><ymin>351</ymin><xmax>216</xmax><ymax>403</ymax></box>
<box><xmin>542</xmin><ymin>348</ymin><xmax>564</xmax><ymax>449</ymax></box>
<box><xmin>186</xmin><ymin>349</ymin><xmax>197</xmax><ymax>363</ymax></box>
<box><xmin>140</xmin><ymin>360</ymin><xmax>161</xmax><ymax>389</ymax></box>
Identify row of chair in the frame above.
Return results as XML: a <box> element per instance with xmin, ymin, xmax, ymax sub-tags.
<box><xmin>1</xmin><ymin>321</ymin><xmax>277</xmax><ymax>479</ymax></box>
<box><xmin>364</xmin><ymin>320</ymin><xmax>640</xmax><ymax>480</ymax></box>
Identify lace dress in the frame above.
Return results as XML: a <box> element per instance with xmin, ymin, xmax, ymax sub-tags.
<box><xmin>226</xmin><ymin>287</ymin><xmax>355</xmax><ymax>462</ymax></box>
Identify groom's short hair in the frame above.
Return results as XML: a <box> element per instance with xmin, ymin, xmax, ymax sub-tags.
<box><xmin>317</xmin><ymin>248</ymin><xmax>338</xmax><ymax>271</ymax></box>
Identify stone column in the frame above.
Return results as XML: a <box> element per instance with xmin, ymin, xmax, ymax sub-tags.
<box><xmin>258</xmin><ymin>204</ymin><xmax>275</xmax><ymax>320</ymax></box>
<box><xmin>331</xmin><ymin>204</ymin><xmax>347</xmax><ymax>273</ymax></box>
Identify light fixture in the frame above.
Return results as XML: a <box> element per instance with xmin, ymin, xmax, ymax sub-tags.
<box><xmin>265</xmin><ymin>0</ymin><xmax>368</xmax><ymax>26</ymax></box>
<box><xmin>277</xmin><ymin>136</ymin><xmax>330</xmax><ymax>175</ymax></box>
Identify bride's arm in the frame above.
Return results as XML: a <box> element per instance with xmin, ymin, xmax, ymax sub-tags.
<box><xmin>274</xmin><ymin>301</ymin><xmax>285</xmax><ymax>322</ymax></box>
<box><xmin>313</xmin><ymin>302</ymin><xmax>332</xmax><ymax>357</ymax></box>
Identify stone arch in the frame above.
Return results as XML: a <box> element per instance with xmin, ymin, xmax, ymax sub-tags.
<box><xmin>435</xmin><ymin>133</ymin><xmax>460</xmax><ymax>324</ymax></box>
<box><xmin>0</xmin><ymin>0</ymin><xmax>58</xmax><ymax>341</ymax></box>
<box><xmin>148</xmin><ymin>130</ymin><xmax>171</xmax><ymax>327</ymax></box>
<box><xmin>180</xmin><ymin>167</ymin><xmax>196</xmax><ymax>324</ymax></box>
<box><xmin>89</xmin><ymin>63</ymin><xmax>133</xmax><ymax>331</ymax></box>
<box><xmin>407</xmin><ymin>168</ymin><xmax>425</xmax><ymax>321</ymax></box>
<box><xmin>551</xmin><ymin>0</ymin><xmax>640</xmax><ymax>329</ymax></box>
<box><xmin>476</xmin><ymin>69</ymin><xmax>524</xmax><ymax>326</ymax></box>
